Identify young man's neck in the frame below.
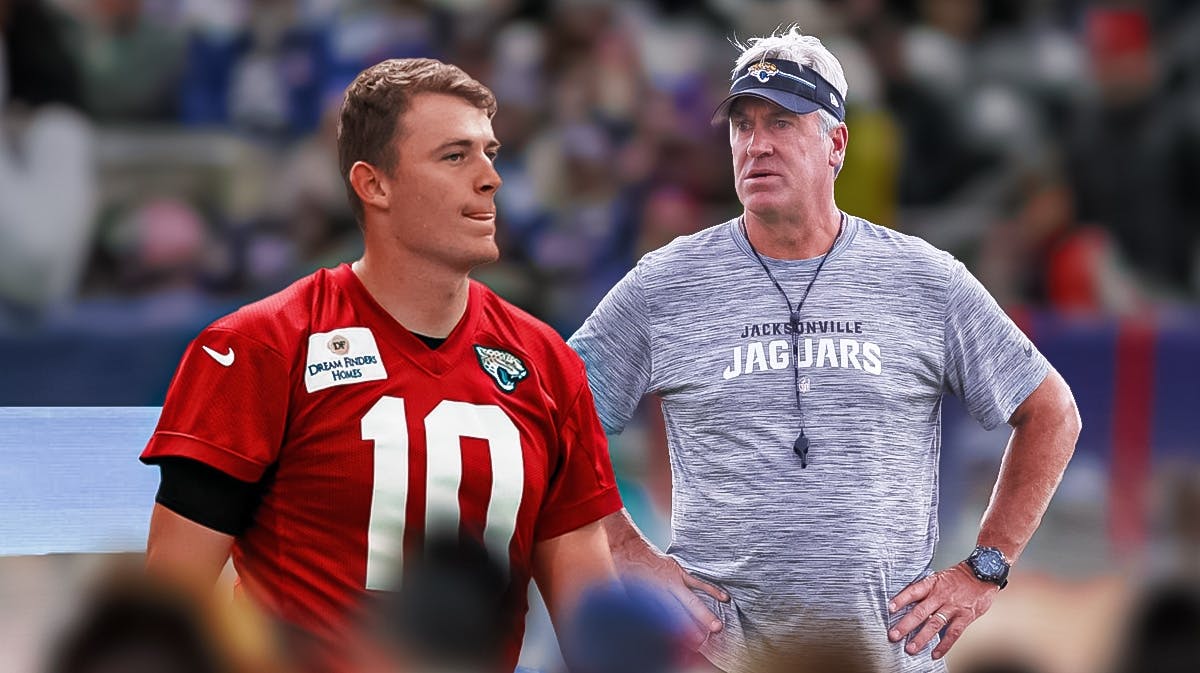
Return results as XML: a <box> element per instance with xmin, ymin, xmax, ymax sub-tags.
<box><xmin>351</xmin><ymin>251</ymin><xmax>470</xmax><ymax>339</ymax></box>
<box><xmin>743</xmin><ymin>202</ymin><xmax>843</xmax><ymax>260</ymax></box>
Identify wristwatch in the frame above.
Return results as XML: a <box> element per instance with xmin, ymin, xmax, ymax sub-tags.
<box><xmin>965</xmin><ymin>546</ymin><xmax>1010</xmax><ymax>589</ymax></box>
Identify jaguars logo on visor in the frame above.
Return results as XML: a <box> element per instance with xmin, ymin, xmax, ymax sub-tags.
<box><xmin>747</xmin><ymin>61</ymin><xmax>779</xmax><ymax>82</ymax></box>
<box><xmin>474</xmin><ymin>345</ymin><xmax>528</xmax><ymax>393</ymax></box>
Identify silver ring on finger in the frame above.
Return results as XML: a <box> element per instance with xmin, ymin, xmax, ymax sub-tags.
<box><xmin>932</xmin><ymin>611</ymin><xmax>950</xmax><ymax>625</ymax></box>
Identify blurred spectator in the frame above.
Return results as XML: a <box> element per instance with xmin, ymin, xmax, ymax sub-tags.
<box><xmin>1149</xmin><ymin>466</ymin><xmax>1200</xmax><ymax>583</ymax></box>
<box><xmin>0</xmin><ymin>0</ymin><xmax>82</xmax><ymax>109</ymax></box>
<box><xmin>904</xmin><ymin>0</ymin><xmax>984</xmax><ymax>97</ymax></box>
<box><xmin>320</xmin><ymin>0</ymin><xmax>447</xmax><ymax>91</ymax></box>
<box><xmin>973</xmin><ymin>0</ymin><xmax>1085</xmax><ymax>136</ymax></box>
<box><xmin>826</xmin><ymin>35</ymin><xmax>901</xmax><ymax>228</ymax></box>
<box><xmin>44</xmin><ymin>566</ymin><xmax>282</xmax><ymax>673</ymax></box>
<box><xmin>1066</xmin><ymin>7</ymin><xmax>1200</xmax><ymax>298</ymax></box>
<box><xmin>977</xmin><ymin>173</ymin><xmax>1142</xmax><ymax>313</ymax></box>
<box><xmin>563</xmin><ymin>580</ymin><xmax>687</xmax><ymax>673</ymax></box>
<box><xmin>527</xmin><ymin>120</ymin><xmax>641</xmax><ymax>332</ymax></box>
<box><xmin>358</xmin><ymin>535</ymin><xmax>509</xmax><ymax>673</ymax></box>
<box><xmin>543</xmin><ymin>0</ymin><xmax>615</xmax><ymax>79</ymax></box>
<box><xmin>179</xmin><ymin>0</ymin><xmax>328</xmax><ymax>138</ymax></box>
<box><xmin>1111</xmin><ymin>581</ymin><xmax>1200</xmax><ymax>673</ymax></box>
<box><xmin>97</xmin><ymin>197</ymin><xmax>215</xmax><ymax>297</ymax></box>
<box><xmin>0</xmin><ymin>0</ymin><xmax>97</xmax><ymax>318</ymax></box>
<box><xmin>1040</xmin><ymin>226</ymin><xmax>1142</xmax><ymax>315</ymax></box>
<box><xmin>247</xmin><ymin>97</ymin><xmax>360</xmax><ymax>292</ymax></box>
<box><xmin>862</xmin><ymin>15</ymin><xmax>990</xmax><ymax>209</ymax></box>
<box><xmin>47</xmin><ymin>586</ymin><xmax>225</xmax><ymax>673</ymax></box>
<box><xmin>70</xmin><ymin>0</ymin><xmax>186</xmax><ymax>122</ymax></box>
<box><xmin>70</xmin><ymin>195</ymin><xmax>245</xmax><ymax>328</ymax></box>
<box><xmin>634</xmin><ymin>184</ymin><xmax>702</xmax><ymax>259</ymax></box>
<box><xmin>590</xmin><ymin>27</ymin><xmax>643</xmax><ymax>134</ymax></box>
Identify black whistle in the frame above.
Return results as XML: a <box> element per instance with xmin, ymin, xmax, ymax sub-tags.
<box><xmin>793</xmin><ymin>431</ymin><xmax>809</xmax><ymax>468</ymax></box>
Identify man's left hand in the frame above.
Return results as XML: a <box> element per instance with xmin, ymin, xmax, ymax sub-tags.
<box><xmin>887</xmin><ymin>563</ymin><xmax>999</xmax><ymax>660</ymax></box>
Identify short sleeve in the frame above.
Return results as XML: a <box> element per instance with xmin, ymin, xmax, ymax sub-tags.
<box><xmin>943</xmin><ymin>259</ymin><xmax>1050</xmax><ymax>430</ymax></box>
<box><xmin>140</xmin><ymin>326</ymin><xmax>291</xmax><ymax>482</ymax></box>
<box><xmin>534</xmin><ymin>377</ymin><xmax>623</xmax><ymax>541</ymax></box>
<box><xmin>567</xmin><ymin>264</ymin><xmax>653</xmax><ymax>435</ymax></box>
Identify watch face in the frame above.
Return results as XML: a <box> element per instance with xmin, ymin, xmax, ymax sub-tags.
<box><xmin>972</xmin><ymin>548</ymin><xmax>1008</xmax><ymax>578</ymax></box>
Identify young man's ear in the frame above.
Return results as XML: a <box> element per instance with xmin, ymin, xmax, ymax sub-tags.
<box><xmin>349</xmin><ymin>161</ymin><xmax>390</xmax><ymax>213</ymax></box>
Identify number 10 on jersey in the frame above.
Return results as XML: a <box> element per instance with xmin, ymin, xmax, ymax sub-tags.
<box><xmin>361</xmin><ymin>396</ymin><xmax>525</xmax><ymax>590</ymax></box>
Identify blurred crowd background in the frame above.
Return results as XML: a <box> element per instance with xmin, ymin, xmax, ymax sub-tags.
<box><xmin>2</xmin><ymin>0</ymin><xmax>1199</xmax><ymax>331</ymax></box>
<box><xmin>1</xmin><ymin>0</ymin><xmax>1198</xmax><ymax>671</ymax></box>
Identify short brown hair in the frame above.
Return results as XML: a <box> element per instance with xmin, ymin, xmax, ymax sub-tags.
<box><xmin>336</xmin><ymin>58</ymin><xmax>498</xmax><ymax>224</ymax></box>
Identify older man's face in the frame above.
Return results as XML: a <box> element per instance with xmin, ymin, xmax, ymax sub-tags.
<box><xmin>728</xmin><ymin>97</ymin><xmax>840</xmax><ymax>221</ymax></box>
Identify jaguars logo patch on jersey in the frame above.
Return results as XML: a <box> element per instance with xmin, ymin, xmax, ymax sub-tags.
<box><xmin>474</xmin><ymin>345</ymin><xmax>528</xmax><ymax>393</ymax></box>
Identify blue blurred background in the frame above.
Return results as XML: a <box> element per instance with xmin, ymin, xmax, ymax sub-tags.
<box><xmin>1</xmin><ymin>0</ymin><xmax>1198</xmax><ymax>672</ymax></box>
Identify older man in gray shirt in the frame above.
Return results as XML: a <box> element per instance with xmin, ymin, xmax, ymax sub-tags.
<box><xmin>568</xmin><ymin>26</ymin><xmax>1080</xmax><ymax>673</ymax></box>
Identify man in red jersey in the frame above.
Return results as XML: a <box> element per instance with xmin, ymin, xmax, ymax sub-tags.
<box><xmin>140</xmin><ymin>58</ymin><xmax>623</xmax><ymax>671</ymax></box>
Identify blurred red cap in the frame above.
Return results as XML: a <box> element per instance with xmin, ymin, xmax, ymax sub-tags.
<box><xmin>1086</xmin><ymin>8</ymin><xmax>1151</xmax><ymax>58</ymax></box>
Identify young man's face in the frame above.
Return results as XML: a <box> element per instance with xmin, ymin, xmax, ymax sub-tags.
<box><xmin>728</xmin><ymin>96</ymin><xmax>838</xmax><ymax>221</ymax></box>
<box><xmin>380</xmin><ymin>92</ymin><xmax>502</xmax><ymax>271</ymax></box>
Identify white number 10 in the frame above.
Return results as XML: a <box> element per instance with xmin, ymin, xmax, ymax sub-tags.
<box><xmin>361</xmin><ymin>396</ymin><xmax>525</xmax><ymax>590</ymax></box>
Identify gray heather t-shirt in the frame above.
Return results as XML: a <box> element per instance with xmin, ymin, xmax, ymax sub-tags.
<box><xmin>568</xmin><ymin>215</ymin><xmax>1050</xmax><ymax>673</ymax></box>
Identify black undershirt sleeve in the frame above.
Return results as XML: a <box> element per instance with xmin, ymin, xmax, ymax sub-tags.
<box><xmin>151</xmin><ymin>456</ymin><xmax>266</xmax><ymax>537</ymax></box>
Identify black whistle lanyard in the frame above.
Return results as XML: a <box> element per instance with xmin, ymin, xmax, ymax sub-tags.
<box><xmin>740</xmin><ymin>213</ymin><xmax>845</xmax><ymax>468</ymax></box>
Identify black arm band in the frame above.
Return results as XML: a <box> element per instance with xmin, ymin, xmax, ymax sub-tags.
<box><xmin>152</xmin><ymin>457</ymin><xmax>265</xmax><ymax>537</ymax></box>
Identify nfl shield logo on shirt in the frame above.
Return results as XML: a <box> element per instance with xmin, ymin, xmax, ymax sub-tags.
<box><xmin>474</xmin><ymin>345</ymin><xmax>528</xmax><ymax>393</ymax></box>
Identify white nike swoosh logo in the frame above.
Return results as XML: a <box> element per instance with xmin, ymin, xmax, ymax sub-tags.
<box><xmin>202</xmin><ymin>345</ymin><xmax>235</xmax><ymax>367</ymax></box>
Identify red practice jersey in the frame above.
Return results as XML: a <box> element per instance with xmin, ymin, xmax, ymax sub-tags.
<box><xmin>141</xmin><ymin>263</ymin><xmax>622</xmax><ymax>669</ymax></box>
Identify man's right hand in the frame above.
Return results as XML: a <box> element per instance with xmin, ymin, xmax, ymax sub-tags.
<box><xmin>603</xmin><ymin>510</ymin><xmax>728</xmax><ymax>647</ymax></box>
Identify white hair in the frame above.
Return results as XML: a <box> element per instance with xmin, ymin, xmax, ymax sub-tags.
<box><xmin>732</xmin><ymin>25</ymin><xmax>848</xmax><ymax>135</ymax></box>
